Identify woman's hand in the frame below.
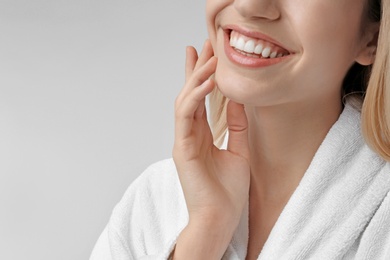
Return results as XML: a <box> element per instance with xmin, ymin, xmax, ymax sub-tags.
<box><xmin>172</xmin><ymin>40</ymin><xmax>250</xmax><ymax>259</ymax></box>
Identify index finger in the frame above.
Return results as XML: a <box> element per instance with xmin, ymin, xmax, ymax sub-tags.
<box><xmin>186</xmin><ymin>46</ymin><xmax>198</xmax><ymax>82</ymax></box>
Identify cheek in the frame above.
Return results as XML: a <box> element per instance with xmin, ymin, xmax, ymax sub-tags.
<box><xmin>205</xmin><ymin>3</ymin><xmax>217</xmax><ymax>50</ymax></box>
<box><xmin>293</xmin><ymin>1</ymin><xmax>363</xmax><ymax>60</ymax></box>
<box><xmin>206</xmin><ymin>0</ymin><xmax>231</xmax><ymax>52</ymax></box>
<box><xmin>290</xmin><ymin>3</ymin><xmax>364</xmax><ymax>86</ymax></box>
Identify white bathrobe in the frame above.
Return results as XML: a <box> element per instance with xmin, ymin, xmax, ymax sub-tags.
<box><xmin>90</xmin><ymin>103</ymin><xmax>390</xmax><ymax>260</ymax></box>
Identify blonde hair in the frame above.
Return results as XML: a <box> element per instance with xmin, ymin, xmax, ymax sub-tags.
<box><xmin>209</xmin><ymin>86</ymin><xmax>228</xmax><ymax>147</ymax></box>
<box><xmin>362</xmin><ymin>0</ymin><xmax>390</xmax><ymax>160</ymax></box>
<box><xmin>210</xmin><ymin>0</ymin><xmax>390</xmax><ymax>161</ymax></box>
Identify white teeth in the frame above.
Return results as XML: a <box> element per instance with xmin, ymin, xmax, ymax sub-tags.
<box><xmin>236</xmin><ymin>38</ymin><xmax>245</xmax><ymax>50</ymax></box>
<box><xmin>230</xmin><ymin>37</ymin><xmax>237</xmax><ymax>47</ymax></box>
<box><xmin>230</xmin><ymin>32</ymin><xmax>288</xmax><ymax>59</ymax></box>
<box><xmin>254</xmin><ymin>44</ymin><xmax>263</xmax><ymax>54</ymax></box>
<box><xmin>262</xmin><ymin>47</ymin><xmax>271</xmax><ymax>58</ymax></box>
<box><xmin>244</xmin><ymin>40</ymin><xmax>255</xmax><ymax>53</ymax></box>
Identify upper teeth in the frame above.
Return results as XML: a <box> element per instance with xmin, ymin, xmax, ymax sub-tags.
<box><xmin>230</xmin><ymin>30</ymin><xmax>287</xmax><ymax>58</ymax></box>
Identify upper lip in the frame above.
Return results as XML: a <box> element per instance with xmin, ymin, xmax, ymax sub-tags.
<box><xmin>223</xmin><ymin>24</ymin><xmax>294</xmax><ymax>54</ymax></box>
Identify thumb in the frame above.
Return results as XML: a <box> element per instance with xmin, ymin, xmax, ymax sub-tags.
<box><xmin>226</xmin><ymin>100</ymin><xmax>250</xmax><ymax>160</ymax></box>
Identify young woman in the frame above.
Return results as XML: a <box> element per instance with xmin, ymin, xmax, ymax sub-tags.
<box><xmin>91</xmin><ymin>0</ymin><xmax>390</xmax><ymax>259</ymax></box>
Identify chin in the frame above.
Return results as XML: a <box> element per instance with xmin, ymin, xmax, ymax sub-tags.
<box><xmin>215</xmin><ymin>79</ymin><xmax>268</xmax><ymax>106</ymax></box>
<box><xmin>214</xmin><ymin>68</ymin><xmax>282</xmax><ymax>107</ymax></box>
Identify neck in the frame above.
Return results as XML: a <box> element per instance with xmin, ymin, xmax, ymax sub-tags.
<box><xmin>246</xmin><ymin>98</ymin><xmax>342</xmax><ymax>203</ymax></box>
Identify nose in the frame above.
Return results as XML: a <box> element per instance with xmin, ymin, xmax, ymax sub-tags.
<box><xmin>233</xmin><ymin>0</ymin><xmax>280</xmax><ymax>20</ymax></box>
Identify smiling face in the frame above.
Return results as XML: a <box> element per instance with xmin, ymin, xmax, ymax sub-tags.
<box><xmin>206</xmin><ymin>0</ymin><xmax>375</xmax><ymax>107</ymax></box>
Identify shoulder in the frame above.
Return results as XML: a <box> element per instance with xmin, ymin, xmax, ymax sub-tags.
<box><xmin>355</xmin><ymin>172</ymin><xmax>390</xmax><ymax>258</ymax></box>
<box><xmin>108</xmin><ymin>158</ymin><xmax>188</xmax><ymax>256</ymax></box>
<box><xmin>111</xmin><ymin>157</ymin><xmax>188</xmax><ymax>226</ymax></box>
<box><xmin>121</xmin><ymin>158</ymin><xmax>181</xmax><ymax>202</ymax></box>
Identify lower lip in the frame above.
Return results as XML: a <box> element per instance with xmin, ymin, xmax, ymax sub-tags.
<box><xmin>224</xmin><ymin>30</ymin><xmax>291</xmax><ymax>68</ymax></box>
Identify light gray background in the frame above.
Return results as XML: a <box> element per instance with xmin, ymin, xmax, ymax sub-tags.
<box><xmin>0</xmin><ymin>1</ymin><xmax>206</xmax><ymax>259</ymax></box>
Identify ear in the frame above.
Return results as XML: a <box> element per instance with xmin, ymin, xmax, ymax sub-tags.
<box><xmin>355</xmin><ymin>23</ymin><xmax>380</xmax><ymax>66</ymax></box>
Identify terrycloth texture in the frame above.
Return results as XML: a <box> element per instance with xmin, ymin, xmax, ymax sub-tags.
<box><xmin>90</xmin><ymin>104</ymin><xmax>390</xmax><ymax>260</ymax></box>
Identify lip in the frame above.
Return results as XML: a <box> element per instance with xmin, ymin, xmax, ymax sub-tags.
<box><xmin>223</xmin><ymin>27</ymin><xmax>293</xmax><ymax>68</ymax></box>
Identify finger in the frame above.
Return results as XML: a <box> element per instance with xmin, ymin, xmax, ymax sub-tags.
<box><xmin>226</xmin><ymin>100</ymin><xmax>250</xmax><ymax>160</ymax></box>
<box><xmin>194</xmin><ymin>40</ymin><xmax>214</xmax><ymax>72</ymax></box>
<box><xmin>175</xmin><ymin>79</ymin><xmax>215</xmax><ymax>140</ymax></box>
<box><xmin>187</xmin><ymin>56</ymin><xmax>217</xmax><ymax>93</ymax></box>
<box><xmin>185</xmin><ymin>46</ymin><xmax>198</xmax><ymax>82</ymax></box>
<box><xmin>194</xmin><ymin>98</ymin><xmax>206</xmax><ymax>120</ymax></box>
<box><xmin>176</xmin><ymin>56</ymin><xmax>217</xmax><ymax>107</ymax></box>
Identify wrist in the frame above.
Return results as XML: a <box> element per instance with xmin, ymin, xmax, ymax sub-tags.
<box><xmin>173</xmin><ymin>216</ymin><xmax>239</xmax><ymax>259</ymax></box>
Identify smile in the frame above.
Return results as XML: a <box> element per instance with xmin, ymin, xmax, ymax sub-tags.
<box><xmin>223</xmin><ymin>26</ymin><xmax>293</xmax><ymax>68</ymax></box>
<box><xmin>230</xmin><ymin>30</ymin><xmax>290</xmax><ymax>59</ymax></box>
